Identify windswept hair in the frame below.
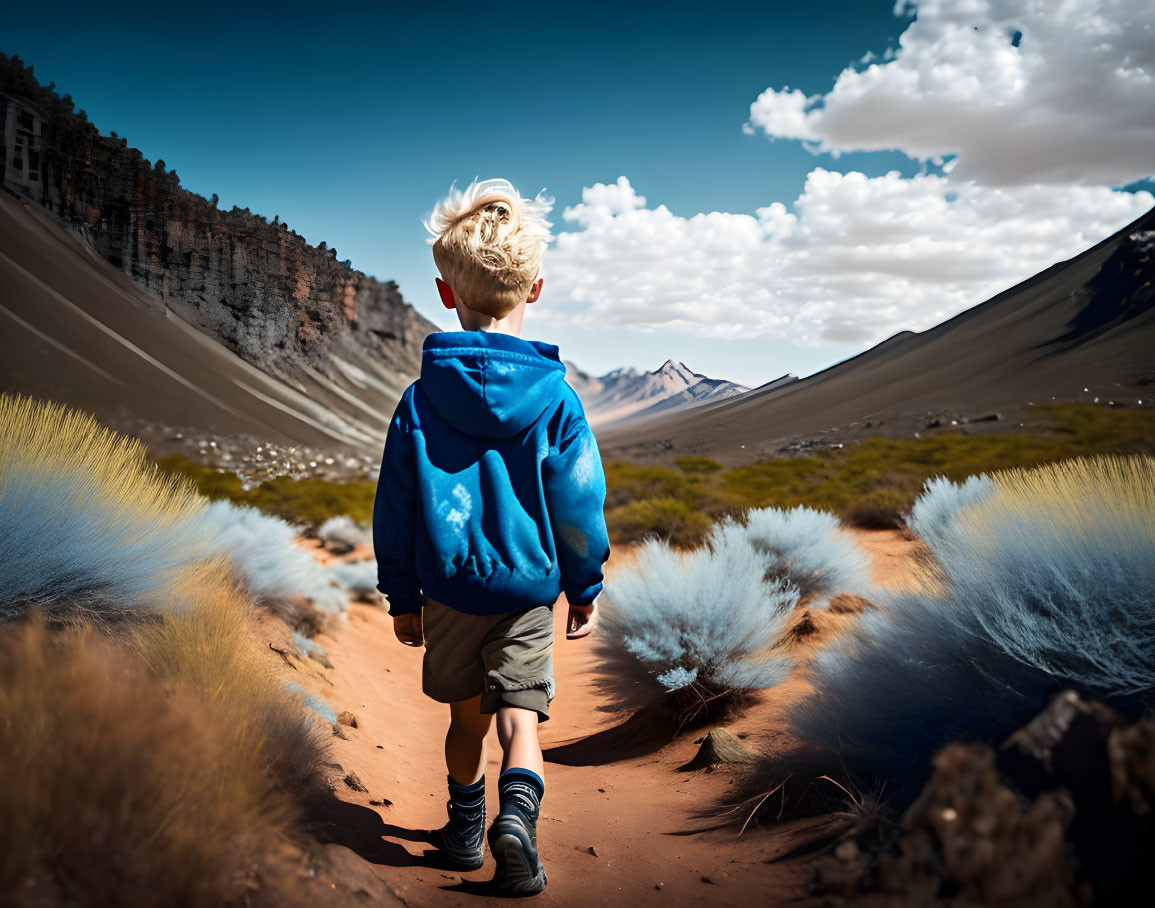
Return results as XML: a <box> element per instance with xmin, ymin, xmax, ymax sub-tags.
<box><xmin>424</xmin><ymin>177</ymin><xmax>554</xmax><ymax>319</ymax></box>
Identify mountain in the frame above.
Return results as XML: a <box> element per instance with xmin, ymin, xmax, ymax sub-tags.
<box><xmin>595</xmin><ymin>206</ymin><xmax>1155</xmax><ymax>465</ymax></box>
<box><xmin>563</xmin><ymin>358</ymin><xmax>755</xmax><ymax>427</ymax></box>
<box><xmin>0</xmin><ymin>54</ymin><xmax>437</xmax><ymax>457</ymax></box>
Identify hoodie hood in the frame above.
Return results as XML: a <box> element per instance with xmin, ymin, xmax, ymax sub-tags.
<box><xmin>418</xmin><ymin>330</ymin><xmax>567</xmax><ymax>439</ymax></box>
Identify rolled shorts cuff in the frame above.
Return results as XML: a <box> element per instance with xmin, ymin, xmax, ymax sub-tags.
<box><xmin>481</xmin><ymin>684</ymin><xmax>552</xmax><ymax>722</ymax></box>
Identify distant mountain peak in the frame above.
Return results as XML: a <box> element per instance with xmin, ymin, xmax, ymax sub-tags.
<box><xmin>566</xmin><ymin>357</ymin><xmax>752</xmax><ymax>428</ymax></box>
<box><xmin>653</xmin><ymin>359</ymin><xmax>701</xmax><ymax>382</ymax></box>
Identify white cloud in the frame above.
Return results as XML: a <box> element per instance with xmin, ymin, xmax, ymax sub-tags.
<box><xmin>536</xmin><ymin>0</ymin><xmax>1155</xmax><ymax>357</ymax></box>
<box><xmin>539</xmin><ymin>173</ymin><xmax>1152</xmax><ymax>346</ymax></box>
<box><xmin>746</xmin><ymin>0</ymin><xmax>1155</xmax><ymax>187</ymax></box>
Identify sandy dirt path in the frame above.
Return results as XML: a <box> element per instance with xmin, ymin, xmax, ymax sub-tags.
<box><xmin>285</xmin><ymin>530</ymin><xmax>920</xmax><ymax>906</ymax></box>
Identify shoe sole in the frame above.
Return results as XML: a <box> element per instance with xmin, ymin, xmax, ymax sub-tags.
<box><xmin>491</xmin><ymin>830</ymin><xmax>547</xmax><ymax>895</ymax></box>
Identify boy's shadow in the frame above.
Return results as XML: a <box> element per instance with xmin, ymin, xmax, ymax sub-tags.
<box><xmin>308</xmin><ymin>792</ymin><xmax>530</xmax><ymax>898</ymax></box>
<box><xmin>307</xmin><ymin>791</ymin><xmax>455</xmax><ymax>870</ymax></box>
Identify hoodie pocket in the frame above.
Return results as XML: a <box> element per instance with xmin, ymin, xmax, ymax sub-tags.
<box><xmin>423</xmin><ymin>458</ymin><xmax>553</xmax><ymax>585</ymax></box>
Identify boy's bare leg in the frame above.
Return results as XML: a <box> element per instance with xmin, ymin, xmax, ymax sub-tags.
<box><xmin>446</xmin><ymin>693</ymin><xmax>493</xmax><ymax>785</ymax></box>
<box><xmin>495</xmin><ymin>705</ymin><xmax>544</xmax><ymax>777</ymax></box>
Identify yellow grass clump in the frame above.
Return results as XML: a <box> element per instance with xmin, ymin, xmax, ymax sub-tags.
<box><xmin>963</xmin><ymin>453</ymin><xmax>1154</xmax><ymax>552</ymax></box>
<box><xmin>0</xmin><ymin>557</ymin><xmax>329</xmax><ymax>905</ymax></box>
<box><xmin>0</xmin><ymin>392</ymin><xmax>211</xmax><ymax>620</ymax></box>
<box><xmin>0</xmin><ymin>391</ymin><xmax>205</xmax><ymax>533</ymax></box>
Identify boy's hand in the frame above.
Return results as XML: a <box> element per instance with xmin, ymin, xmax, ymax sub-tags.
<box><xmin>393</xmin><ymin>612</ymin><xmax>424</xmax><ymax>647</ymax></box>
<box><xmin>566</xmin><ymin>599</ymin><xmax>596</xmax><ymax>639</ymax></box>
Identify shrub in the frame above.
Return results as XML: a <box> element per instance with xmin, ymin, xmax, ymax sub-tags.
<box><xmin>130</xmin><ymin>557</ymin><xmax>330</xmax><ymax>803</ymax></box>
<box><xmin>152</xmin><ymin>454</ymin><xmax>376</xmax><ymax>532</ymax></box>
<box><xmin>602</xmin><ymin>403</ymin><xmax>1155</xmax><ymax>544</ymax></box>
<box><xmin>596</xmin><ymin>530</ymin><xmax>796</xmax><ymax>722</ymax></box>
<box><xmin>0</xmin><ymin>561</ymin><xmax>328</xmax><ymax>904</ymax></box>
<box><xmin>842</xmin><ymin>486</ymin><xmax>911</xmax><ymax>529</ymax></box>
<box><xmin>709</xmin><ymin>505</ymin><xmax>874</xmax><ymax>606</ymax></box>
<box><xmin>916</xmin><ymin>455</ymin><xmax>1155</xmax><ymax>696</ymax></box>
<box><xmin>674</xmin><ymin>456</ymin><xmax>724</xmax><ymax>474</ymax></box>
<box><xmin>249</xmin><ymin>475</ymin><xmax>375</xmax><ymax>531</ymax></box>
<box><xmin>905</xmin><ymin>473</ymin><xmax>996</xmax><ymax>543</ymax></box>
<box><xmin>198</xmin><ymin>500</ymin><xmax>349</xmax><ymax>616</ymax></box>
<box><xmin>748</xmin><ymin>454</ymin><xmax>1155</xmax><ymax>813</ymax></box>
<box><xmin>0</xmin><ymin>616</ymin><xmax>254</xmax><ymax>903</ymax></box>
<box><xmin>0</xmin><ymin>393</ymin><xmax>209</xmax><ymax>622</ymax></box>
<box><xmin>318</xmin><ymin>514</ymin><xmax>372</xmax><ymax>549</ymax></box>
<box><xmin>605</xmin><ymin>496</ymin><xmax>714</xmax><ymax>549</ymax></box>
<box><xmin>328</xmin><ymin>560</ymin><xmax>378</xmax><ymax>594</ymax></box>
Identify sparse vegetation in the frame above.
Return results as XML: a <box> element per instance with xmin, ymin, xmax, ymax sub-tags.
<box><xmin>604</xmin><ymin>404</ymin><xmax>1155</xmax><ymax>544</ymax></box>
<box><xmin>200</xmin><ymin>500</ymin><xmax>348</xmax><ymax>619</ymax></box>
<box><xmin>597</xmin><ymin>504</ymin><xmax>874</xmax><ymax>726</ymax></box>
<box><xmin>735</xmin><ymin>454</ymin><xmax>1155</xmax><ymax>818</ymax></box>
<box><xmin>0</xmin><ymin>394</ymin><xmax>210</xmax><ymax>622</ymax></box>
<box><xmin>154</xmin><ymin>452</ymin><xmax>376</xmax><ymax>532</ymax></box>
<box><xmin>673</xmin><ymin>456</ymin><xmax>724</xmax><ymax>474</ymax></box>
<box><xmin>0</xmin><ymin>396</ymin><xmax>334</xmax><ymax>901</ymax></box>
<box><xmin>0</xmin><ymin>562</ymin><xmax>328</xmax><ymax>904</ymax></box>
<box><xmin>318</xmin><ymin>514</ymin><xmax>372</xmax><ymax>550</ymax></box>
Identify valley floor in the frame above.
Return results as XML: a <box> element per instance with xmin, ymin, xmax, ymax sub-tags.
<box><xmin>261</xmin><ymin>530</ymin><xmax>921</xmax><ymax>906</ymax></box>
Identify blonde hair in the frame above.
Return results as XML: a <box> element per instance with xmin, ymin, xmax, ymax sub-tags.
<box><xmin>424</xmin><ymin>178</ymin><xmax>554</xmax><ymax>319</ymax></box>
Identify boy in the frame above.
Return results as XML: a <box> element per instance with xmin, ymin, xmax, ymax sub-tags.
<box><xmin>372</xmin><ymin>177</ymin><xmax>611</xmax><ymax>896</ymax></box>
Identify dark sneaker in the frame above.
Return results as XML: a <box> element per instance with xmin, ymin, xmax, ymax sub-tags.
<box><xmin>488</xmin><ymin>811</ymin><xmax>547</xmax><ymax>895</ymax></box>
<box><xmin>437</xmin><ymin>792</ymin><xmax>485</xmax><ymax>870</ymax></box>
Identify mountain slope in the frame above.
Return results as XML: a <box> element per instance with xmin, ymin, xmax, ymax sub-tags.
<box><xmin>0</xmin><ymin>190</ymin><xmax>426</xmax><ymax>454</ymax></box>
<box><xmin>0</xmin><ymin>55</ymin><xmax>438</xmax><ymax>457</ymax></box>
<box><xmin>595</xmin><ymin>206</ymin><xmax>1155</xmax><ymax>465</ymax></box>
<box><xmin>564</xmin><ymin>358</ymin><xmax>752</xmax><ymax>427</ymax></box>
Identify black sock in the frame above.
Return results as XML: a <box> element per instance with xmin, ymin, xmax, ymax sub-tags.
<box><xmin>497</xmin><ymin>768</ymin><xmax>544</xmax><ymax>826</ymax></box>
<box><xmin>447</xmin><ymin>773</ymin><xmax>485</xmax><ymax>803</ymax></box>
<box><xmin>445</xmin><ymin>773</ymin><xmax>485</xmax><ymax>839</ymax></box>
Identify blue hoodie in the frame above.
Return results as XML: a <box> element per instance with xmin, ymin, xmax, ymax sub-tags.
<box><xmin>372</xmin><ymin>330</ymin><xmax>611</xmax><ymax>617</ymax></box>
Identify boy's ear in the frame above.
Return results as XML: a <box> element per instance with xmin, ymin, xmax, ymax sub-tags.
<box><xmin>435</xmin><ymin>277</ymin><xmax>456</xmax><ymax>310</ymax></box>
<box><xmin>526</xmin><ymin>277</ymin><xmax>544</xmax><ymax>304</ymax></box>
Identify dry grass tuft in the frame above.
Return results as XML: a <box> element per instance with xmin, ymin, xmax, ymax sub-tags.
<box><xmin>0</xmin><ymin>559</ymin><xmax>329</xmax><ymax>906</ymax></box>
<box><xmin>131</xmin><ymin>557</ymin><xmax>331</xmax><ymax>806</ymax></box>
<box><xmin>0</xmin><ymin>392</ymin><xmax>209</xmax><ymax>621</ymax></box>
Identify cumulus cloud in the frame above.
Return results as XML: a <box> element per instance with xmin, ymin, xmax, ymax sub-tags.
<box><xmin>746</xmin><ymin>0</ymin><xmax>1155</xmax><ymax>187</ymax></box>
<box><xmin>540</xmin><ymin>174</ymin><xmax>1152</xmax><ymax>346</ymax></box>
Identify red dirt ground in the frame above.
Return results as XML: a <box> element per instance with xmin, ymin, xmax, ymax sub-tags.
<box><xmin>271</xmin><ymin>529</ymin><xmax>921</xmax><ymax>906</ymax></box>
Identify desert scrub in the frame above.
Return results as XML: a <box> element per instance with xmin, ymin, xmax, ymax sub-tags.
<box><xmin>328</xmin><ymin>560</ymin><xmax>378</xmax><ymax>595</ymax></box>
<box><xmin>604</xmin><ymin>496</ymin><xmax>715</xmax><ymax>549</ymax></box>
<box><xmin>0</xmin><ymin>395</ymin><xmax>347</xmax><ymax>628</ymax></box>
<box><xmin>318</xmin><ymin>514</ymin><xmax>372</xmax><ymax>550</ymax></box>
<box><xmin>674</xmin><ymin>456</ymin><xmax>724</xmax><ymax>474</ymax></box>
<box><xmin>130</xmin><ymin>557</ymin><xmax>329</xmax><ymax>813</ymax></box>
<box><xmin>154</xmin><ymin>452</ymin><xmax>376</xmax><ymax>532</ymax></box>
<box><xmin>602</xmin><ymin>403</ymin><xmax>1155</xmax><ymax>541</ymax></box>
<box><xmin>738</xmin><ymin>454</ymin><xmax>1155</xmax><ymax>817</ymax></box>
<box><xmin>0</xmin><ymin>397</ymin><xmax>332</xmax><ymax>902</ymax></box>
<box><xmin>710</xmin><ymin>505</ymin><xmax>874</xmax><ymax>607</ymax></box>
<box><xmin>0</xmin><ymin>563</ymin><xmax>328</xmax><ymax>905</ymax></box>
<box><xmin>597</xmin><ymin>504</ymin><xmax>874</xmax><ymax>725</ymax></box>
<box><xmin>596</xmin><ymin>530</ymin><xmax>793</xmax><ymax>724</ymax></box>
<box><xmin>0</xmin><ymin>393</ymin><xmax>211</xmax><ymax>621</ymax></box>
<box><xmin>199</xmin><ymin>499</ymin><xmax>348</xmax><ymax>621</ymax></box>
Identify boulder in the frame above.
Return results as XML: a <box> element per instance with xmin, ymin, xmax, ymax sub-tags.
<box><xmin>677</xmin><ymin>729</ymin><xmax>753</xmax><ymax>771</ymax></box>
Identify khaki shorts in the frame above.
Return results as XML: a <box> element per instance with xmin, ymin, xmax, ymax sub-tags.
<box><xmin>421</xmin><ymin>597</ymin><xmax>555</xmax><ymax>722</ymax></box>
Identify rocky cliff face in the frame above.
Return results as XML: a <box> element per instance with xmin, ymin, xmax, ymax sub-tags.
<box><xmin>0</xmin><ymin>53</ymin><xmax>436</xmax><ymax>387</ymax></box>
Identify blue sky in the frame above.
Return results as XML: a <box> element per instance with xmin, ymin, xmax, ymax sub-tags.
<box><xmin>5</xmin><ymin>0</ymin><xmax>1152</xmax><ymax>387</ymax></box>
